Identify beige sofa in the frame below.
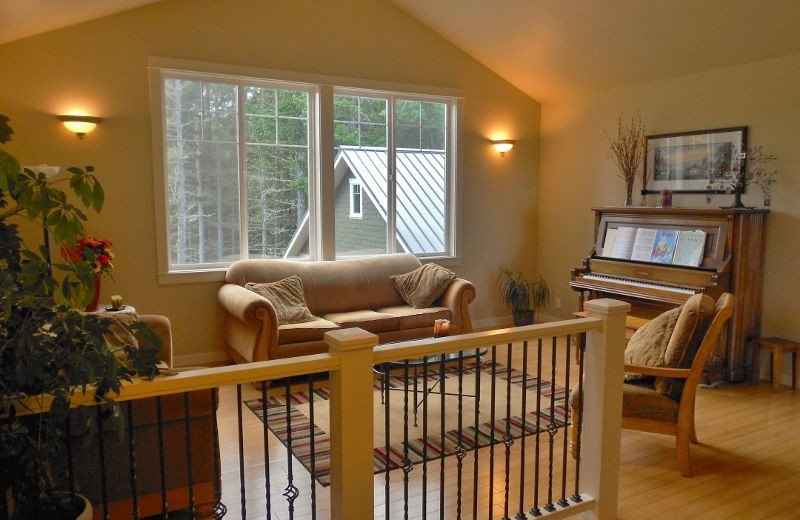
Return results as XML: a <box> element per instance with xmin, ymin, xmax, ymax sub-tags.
<box><xmin>218</xmin><ymin>253</ymin><xmax>476</xmax><ymax>363</ymax></box>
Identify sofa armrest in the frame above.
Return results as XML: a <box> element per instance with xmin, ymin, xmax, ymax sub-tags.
<box><xmin>218</xmin><ymin>283</ymin><xmax>279</xmax><ymax>363</ymax></box>
<box><xmin>138</xmin><ymin>314</ymin><xmax>173</xmax><ymax>368</ymax></box>
<box><xmin>440</xmin><ymin>278</ymin><xmax>476</xmax><ymax>333</ymax></box>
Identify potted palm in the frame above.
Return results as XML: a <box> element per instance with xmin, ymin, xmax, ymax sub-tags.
<box><xmin>498</xmin><ymin>267</ymin><xmax>551</xmax><ymax>326</ymax></box>
<box><xmin>0</xmin><ymin>114</ymin><xmax>162</xmax><ymax>519</ymax></box>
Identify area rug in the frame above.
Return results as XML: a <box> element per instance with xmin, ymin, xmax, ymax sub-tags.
<box><xmin>244</xmin><ymin>361</ymin><xmax>569</xmax><ymax>486</ymax></box>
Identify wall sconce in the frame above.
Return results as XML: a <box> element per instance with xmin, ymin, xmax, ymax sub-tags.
<box><xmin>58</xmin><ymin>115</ymin><xmax>101</xmax><ymax>139</ymax></box>
<box><xmin>491</xmin><ymin>139</ymin><xmax>516</xmax><ymax>157</ymax></box>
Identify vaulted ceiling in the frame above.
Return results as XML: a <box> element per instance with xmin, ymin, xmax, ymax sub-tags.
<box><xmin>2</xmin><ymin>0</ymin><xmax>799</xmax><ymax>102</ymax></box>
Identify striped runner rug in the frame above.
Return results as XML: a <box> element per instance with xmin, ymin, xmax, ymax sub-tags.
<box><xmin>244</xmin><ymin>361</ymin><xmax>569</xmax><ymax>486</ymax></box>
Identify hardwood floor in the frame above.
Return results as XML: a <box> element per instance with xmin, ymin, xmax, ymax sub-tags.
<box><xmin>212</xmin><ymin>341</ymin><xmax>800</xmax><ymax>519</ymax></box>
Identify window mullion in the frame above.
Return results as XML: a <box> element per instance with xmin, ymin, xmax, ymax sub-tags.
<box><xmin>387</xmin><ymin>95</ymin><xmax>396</xmax><ymax>254</ymax></box>
<box><xmin>237</xmin><ymin>83</ymin><xmax>249</xmax><ymax>259</ymax></box>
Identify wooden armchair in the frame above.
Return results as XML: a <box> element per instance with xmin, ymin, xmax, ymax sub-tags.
<box><xmin>571</xmin><ymin>293</ymin><xmax>734</xmax><ymax>477</ymax></box>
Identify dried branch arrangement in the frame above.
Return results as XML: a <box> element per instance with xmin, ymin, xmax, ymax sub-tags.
<box><xmin>606</xmin><ymin>112</ymin><xmax>646</xmax><ymax>204</ymax></box>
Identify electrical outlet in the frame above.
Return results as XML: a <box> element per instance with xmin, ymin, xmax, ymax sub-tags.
<box><xmin>555</xmin><ymin>298</ymin><xmax>562</xmax><ymax>309</ymax></box>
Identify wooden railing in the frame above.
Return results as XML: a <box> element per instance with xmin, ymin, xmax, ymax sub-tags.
<box><xmin>16</xmin><ymin>298</ymin><xmax>629</xmax><ymax>520</ymax></box>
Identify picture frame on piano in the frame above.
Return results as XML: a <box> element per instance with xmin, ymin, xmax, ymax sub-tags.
<box><xmin>642</xmin><ymin>126</ymin><xmax>748</xmax><ymax>195</ymax></box>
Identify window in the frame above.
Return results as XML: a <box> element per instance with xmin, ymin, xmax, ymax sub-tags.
<box><xmin>155</xmin><ymin>66</ymin><xmax>458</xmax><ymax>276</ymax></box>
<box><xmin>349</xmin><ymin>180</ymin><xmax>362</xmax><ymax>218</ymax></box>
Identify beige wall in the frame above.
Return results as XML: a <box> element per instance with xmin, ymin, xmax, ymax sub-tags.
<box><xmin>0</xmin><ymin>0</ymin><xmax>540</xmax><ymax>363</ymax></box>
<box><xmin>539</xmin><ymin>53</ymin><xmax>800</xmax><ymax>345</ymax></box>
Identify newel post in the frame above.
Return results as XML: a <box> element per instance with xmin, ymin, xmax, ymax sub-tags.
<box><xmin>325</xmin><ymin>328</ymin><xmax>379</xmax><ymax>520</ymax></box>
<box><xmin>582</xmin><ymin>298</ymin><xmax>630</xmax><ymax>520</ymax></box>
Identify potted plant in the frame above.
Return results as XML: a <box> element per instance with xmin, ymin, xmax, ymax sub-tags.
<box><xmin>0</xmin><ymin>114</ymin><xmax>162</xmax><ymax>519</ymax></box>
<box><xmin>498</xmin><ymin>267</ymin><xmax>551</xmax><ymax>326</ymax></box>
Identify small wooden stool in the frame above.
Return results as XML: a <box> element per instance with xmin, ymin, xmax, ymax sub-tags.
<box><xmin>752</xmin><ymin>337</ymin><xmax>800</xmax><ymax>391</ymax></box>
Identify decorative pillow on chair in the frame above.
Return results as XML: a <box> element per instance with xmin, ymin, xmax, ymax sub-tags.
<box><xmin>623</xmin><ymin>306</ymin><xmax>681</xmax><ymax>381</ymax></box>
<box><xmin>655</xmin><ymin>293</ymin><xmax>715</xmax><ymax>398</ymax></box>
<box><xmin>245</xmin><ymin>276</ymin><xmax>316</xmax><ymax>325</ymax></box>
<box><xmin>391</xmin><ymin>263</ymin><xmax>457</xmax><ymax>308</ymax></box>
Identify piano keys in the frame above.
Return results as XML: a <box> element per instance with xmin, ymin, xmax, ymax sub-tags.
<box><xmin>571</xmin><ymin>206</ymin><xmax>768</xmax><ymax>382</ymax></box>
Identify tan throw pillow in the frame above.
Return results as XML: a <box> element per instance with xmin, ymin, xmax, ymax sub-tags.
<box><xmin>391</xmin><ymin>263</ymin><xmax>457</xmax><ymax>309</ymax></box>
<box><xmin>245</xmin><ymin>276</ymin><xmax>316</xmax><ymax>325</ymax></box>
<box><xmin>623</xmin><ymin>306</ymin><xmax>681</xmax><ymax>381</ymax></box>
<box><xmin>96</xmin><ymin>312</ymin><xmax>139</xmax><ymax>353</ymax></box>
<box><xmin>655</xmin><ymin>293</ymin><xmax>715</xmax><ymax>398</ymax></box>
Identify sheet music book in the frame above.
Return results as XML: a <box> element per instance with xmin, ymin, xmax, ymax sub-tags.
<box><xmin>650</xmin><ymin>229</ymin><xmax>679</xmax><ymax>264</ymax></box>
<box><xmin>673</xmin><ymin>230</ymin><xmax>707</xmax><ymax>267</ymax></box>
<box><xmin>630</xmin><ymin>228</ymin><xmax>657</xmax><ymax>262</ymax></box>
<box><xmin>601</xmin><ymin>228</ymin><xmax>618</xmax><ymax>256</ymax></box>
<box><xmin>609</xmin><ymin>226</ymin><xmax>638</xmax><ymax>259</ymax></box>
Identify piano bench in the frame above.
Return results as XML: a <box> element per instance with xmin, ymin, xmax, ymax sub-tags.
<box><xmin>752</xmin><ymin>337</ymin><xmax>800</xmax><ymax>392</ymax></box>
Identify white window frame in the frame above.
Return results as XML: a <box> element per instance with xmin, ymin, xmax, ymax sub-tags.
<box><xmin>148</xmin><ymin>57</ymin><xmax>462</xmax><ymax>284</ymax></box>
<box><xmin>349</xmin><ymin>179</ymin><xmax>363</xmax><ymax>218</ymax></box>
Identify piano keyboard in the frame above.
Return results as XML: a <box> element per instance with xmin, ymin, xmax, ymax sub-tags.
<box><xmin>581</xmin><ymin>274</ymin><xmax>697</xmax><ymax>295</ymax></box>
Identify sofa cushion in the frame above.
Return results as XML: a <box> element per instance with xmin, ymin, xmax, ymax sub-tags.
<box><xmin>278</xmin><ymin>317</ymin><xmax>340</xmax><ymax>345</ymax></box>
<box><xmin>623</xmin><ymin>306</ymin><xmax>681</xmax><ymax>381</ymax></box>
<box><xmin>322</xmin><ymin>310</ymin><xmax>399</xmax><ymax>334</ymax></box>
<box><xmin>391</xmin><ymin>263</ymin><xmax>456</xmax><ymax>308</ymax></box>
<box><xmin>656</xmin><ymin>293</ymin><xmax>715</xmax><ymax>398</ymax></box>
<box><xmin>377</xmin><ymin>305</ymin><xmax>451</xmax><ymax>330</ymax></box>
<box><xmin>245</xmin><ymin>276</ymin><xmax>316</xmax><ymax>325</ymax></box>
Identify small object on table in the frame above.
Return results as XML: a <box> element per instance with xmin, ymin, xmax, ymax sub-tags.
<box><xmin>433</xmin><ymin>319</ymin><xmax>451</xmax><ymax>338</ymax></box>
<box><xmin>99</xmin><ymin>304</ymin><xmax>136</xmax><ymax>314</ymax></box>
<box><xmin>660</xmin><ymin>189</ymin><xmax>673</xmax><ymax>207</ymax></box>
<box><xmin>110</xmin><ymin>294</ymin><xmax>123</xmax><ymax>309</ymax></box>
<box><xmin>752</xmin><ymin>337</ymin><xmax>800</xmax><ymax>391</ymax></box>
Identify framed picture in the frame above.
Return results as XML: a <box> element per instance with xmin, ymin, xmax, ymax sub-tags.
<box><xmin>642</xmin><ymin>126</ymin><xmax>747</xmax><ymax>194</ymax></box>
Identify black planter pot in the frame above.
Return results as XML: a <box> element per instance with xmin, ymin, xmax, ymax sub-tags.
<box><xmin>512</xmin><ymin>309</ymin><xmax>534</xmax><ymax>326</ymax></box>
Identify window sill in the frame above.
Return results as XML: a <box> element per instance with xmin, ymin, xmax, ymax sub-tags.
<box><xmin>158</xmin><ymin>268</ymin><xmax>227</xmax><ymax>285</ymax></box>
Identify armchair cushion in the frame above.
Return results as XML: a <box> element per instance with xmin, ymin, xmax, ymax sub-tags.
<box><xmin>245</xmin><ymin>275</ymin><xmax>315</xmax><ymax>325</ymax></box>
<box><xmin>391</xmin><ymin>263</ymin><xmax>456</xmax><ymax>308</ymax></box>
<box><xmin>623</xmin><ymin>306</ymin><xmax>681</xmax><ymax>381</ymax></box>
<box><xmin>569</xmin><ymin>381</ymin><xmax>679</xmax><ymax>423</ymax></box>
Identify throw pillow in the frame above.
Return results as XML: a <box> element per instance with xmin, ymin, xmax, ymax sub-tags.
<box><xmin>391</xmin><ymin>263</ymin><xmax>457</xmax><ymax>309</ymax></box>
<box><xmin>655</xmin><ymin>293</ymin><xmax>715</xmax><ymax>398</ymax></box>
<box><xmin>245</xmin><ymin>276</ymin><xmax>316</xmax><ymax>325</ymax></box>
<box><xmin>623</xmin><ymin>306</ymin><xmax>681</xmax><ymax>381</ymax></box>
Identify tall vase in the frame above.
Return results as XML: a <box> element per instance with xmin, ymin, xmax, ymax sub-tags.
<box><xmin>624</xmin><ymin>180</ymin><xmax>634</xmax><ymax>206</ymax></box>
<box><xmin>85</xmin><ymin>275</ymin><xmax>101</xmax><ymax>312</ymax></box>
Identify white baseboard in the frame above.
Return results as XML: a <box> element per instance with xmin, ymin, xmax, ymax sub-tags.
<box><xmin>174</xmin><ymin>350</ymin><xmax>228</xmax><ymax>367</ymax></box>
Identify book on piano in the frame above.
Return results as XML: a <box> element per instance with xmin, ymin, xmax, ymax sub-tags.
<box><xmin>672</xmin><ymin>230</ymin><xmax>707</xmax><ymax>267</ymax></box>
<box><xmin>650</xmin><ymin>229</ymin><xmax>679</xmax><ymax>264</ymax></box>
<box><xmin>609</xmin><ymin>226</ymin><xmax>637</xmax><ymax>259</ymax></box>
<box><xmin>631</xmin><ymin>228</ymin><xmax>658</xmax><ymax>262</ymax></box>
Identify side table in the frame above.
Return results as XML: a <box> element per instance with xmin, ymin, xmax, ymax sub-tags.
<box><xmin>752</xmin><ymin>337</ymin><xmax>800</xmax><ymax>391</ymax></box>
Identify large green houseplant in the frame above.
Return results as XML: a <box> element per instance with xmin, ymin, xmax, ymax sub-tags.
<box><xmin>0</xmin><ymin>114</ymin><xmax>162</xmax><ymax>519</ymax></box>
<box><xmin>498</xmin><ymin>267</ymin><xmax>551</xmax><ymax>326</ymax></box>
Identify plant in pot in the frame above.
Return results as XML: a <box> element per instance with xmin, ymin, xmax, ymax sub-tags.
<box><xmin>0</xmin><ymin>114</ymin><xmax>163</xmax><ymax>519</ymax></box>
<box><xmin>498</xmin><ymin>267</ymin><xmax>551</xmax><ymax>326</ymax></box>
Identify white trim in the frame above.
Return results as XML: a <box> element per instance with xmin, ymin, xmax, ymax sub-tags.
<box><xmin>348</xmin><ymin>178</ymin><xmax>363</xmax><ymax>218</ymax></box>
<box><xmin>173</xmin><ymin>350</ymin><xmax>230</xmax><ymax>368</ymax></box>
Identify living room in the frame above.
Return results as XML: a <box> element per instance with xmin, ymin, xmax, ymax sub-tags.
<box><xmin>1</xmin><ymin>1</ymin><xmax>798</xmax><ymax>519</ymax></box>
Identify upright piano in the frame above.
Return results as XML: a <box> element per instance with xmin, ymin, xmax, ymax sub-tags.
<box><xmin>571</xmin><ymin>207</ymin><xmax>768</xmax><ymax>382</ymax></box>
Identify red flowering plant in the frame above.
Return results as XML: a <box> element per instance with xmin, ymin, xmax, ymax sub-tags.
<box><xmin>61</xmin><ymin>237</ymin><xmax>115</xmax><ymax>280</ymax></box>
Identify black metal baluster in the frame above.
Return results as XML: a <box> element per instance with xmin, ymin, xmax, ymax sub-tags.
<box><xmin>503</xmin><ymin>343</ymin><xmax>514</xmax><ymax>520</ymax></box>
<box><xmin>422</xmin><ymin>356</ymin><xmax>429</xmax><ymax>520</ymax></box>
<box><xmin>211</xmin><ymin>388</ymin><xmax>226</xmax><ymax>519</ymax></box>
<box><xmin>488</xmin><ymin>346</ymin><xmax>497</xmax><ymax>519</ymax></box>
<box><xmin>384</xmin><ymin>364</ymin><xmax>391</xmax><ymax>520</ymax></box>
<box><xmin>308</xmin><ymin>376</ymin><xmax>318</xmax><ymax>520</ymax></box>
<box><xmin>572</xmin><ymin>332</ymin><xmax>586</xmax><ymax>504</ymax></box>
<box><xmin>559</xmin><ymin>335</ymin><xmax>572</xmax><ymax>508</ymax></box>
<box><xmin>284</xmin><ymin>379</ymin><xmax>299</xmax><ymax>520</ymax></box>
<box><xmin>456</xmin><ymin>350</ymin><xmax>466</xmax><ymax>519</ymax></box>
<box><xmin>126</xmin><ymin>402</ymin><xmax>140</xmax><ymax>519</ymax></box>
<box><xmin>516</xmin><ymin>341</ymin><xmax>529</xmax><ymax>520</ymax></box>
<box><xmin>260</xmin><ymin>382</ymin><xmax>272</xmax><ymax>518</ymax></box>
<box><xmin>472</xmin><ymin>347</ymin><xmax>481</xmax><ymax>520</ymax></box>
<box><xmin>237</xmin><ymin>384</ymin><xmax>247</xmax><ymax>519</ymax></box>
<box><xmin>403</xmin><ymin>360</ymin><xmax>411</xmax><ymax>520</ymax></box>
<box><xmin>184</xmin><ymin>392</ymin><xmax>196</xmax><ymax>518</ymax></box>
<box><xmin>439</xmin><ymin>355</ymin><xmax>446</xmax><ymax>520</ymax></box>
<box><xmin>155</xmin><ymin>396</ymin><xmax>168</xmax><ymax>517</ymax></box>
<box><xmin>544</xmin><ymin>337</ymin><xmax>558</xmax><ymax>512</ymax></box>
<box><xmin>530</xmin><ymin>339</ymin><xmax>542</xmax><ymax>517</ymax></box>
<box><xmin>95</xmin><ymin>405</ymin><xmax>109</xmax><ymax>520</ymax></box>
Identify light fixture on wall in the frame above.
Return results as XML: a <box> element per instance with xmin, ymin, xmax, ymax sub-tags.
<box><xmin>491</xmin><ymin>139</ymin><xmax>515</xmax><ymax>157</ymax></box>
<box><xmin>58</xmin><ymin>115</ymin><xmax>101</xmax><ymax>139</ymax></box>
